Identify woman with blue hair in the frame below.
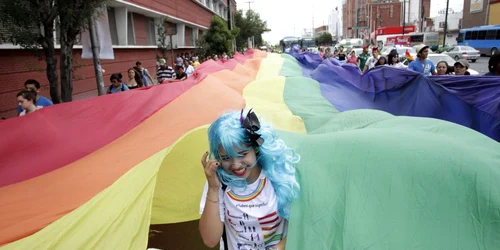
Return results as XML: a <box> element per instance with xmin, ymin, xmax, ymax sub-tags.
<box><xmin>199</xmin><ymin>109</ymin><xmax>300</xmax><ymax>250</ymax></box>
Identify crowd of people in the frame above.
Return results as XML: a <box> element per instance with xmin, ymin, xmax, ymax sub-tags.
<box><xmin>11</xmin><ymin>47</ymin><xmax>500</xmax><ymax>118</ymax></box>
<box><xmin>317</xmin><ymin>44</ymin><xmax>500</xmax><ymax>77</ymax></box>
<box><xmin>10</xmin><ymin>51</ymin><xmax>239</xmax><ymax>118</ymax></box>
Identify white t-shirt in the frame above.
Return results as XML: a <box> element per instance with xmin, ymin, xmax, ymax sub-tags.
<box><xmin>199</xmin><ymin>172</ymin><xmax>287</xmax><ymax>250</ymax></box>
<box><xmin>184</xmin><ymin>65</ymin><xmax>195</xmax><ymax>77</ymax></box>
<box><xmin>365</xmin><ymin>56</ymin><xmax>379</xmax><ymax>70</ymax></box>
<box><xmin>19</xmin><ymin>106</ymin><xmax>43</xmax><ymax>116</ymax></box>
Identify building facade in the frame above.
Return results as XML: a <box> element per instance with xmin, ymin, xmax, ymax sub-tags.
<box><xmin>328</xmin><ymin>8</ymin><xmax>342</xmax><ymax>40</ymax></box>
<box><xmin>314</xmin><ymin>25</ymin><xmax>329</xmax><ymax>37</ymax></box>
<box><xmin>462</xmin><ymin>0</ymin><xmax>491</xmax><ymax>28</ymax></box>
<box><xmin>342</xmin><ymin>0</ymin><xmax>432</xmax><ymax>40</ymax></box>
<box><xmin>488</xmin><ymin>0</ymin><xmax>500</xmax><ymax>24</ymax></box>
<box><xmin>0</xmin><ymin>0</ymin><xmax>236</xmax><ymax>118</ymax></box>
<box><xmin>432</xmin><ymin>10</ymin><xmax>463</xmax><ymax>46</ymax></box>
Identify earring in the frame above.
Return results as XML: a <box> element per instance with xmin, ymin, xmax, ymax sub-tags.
<box><xmin>254</xmin><ymin>147</ymin><xmax>260</xmax><ymax>154</ymax></box>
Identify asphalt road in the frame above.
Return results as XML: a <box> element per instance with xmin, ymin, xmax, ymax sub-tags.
<box><xmin>468</xmin><ymin>56</ymin><xmax>490</xmax><ymax>75</ymax></box>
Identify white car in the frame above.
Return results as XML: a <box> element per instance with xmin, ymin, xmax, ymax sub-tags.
<box><xmin>401</xmin><ymin>54</ymin><xmax>479</xmax><ymax>75</ymax></box>
<box><xmin>381</xmin><ymin>46</ymin><xmax>417</xmax><ymax>62</ymax></box>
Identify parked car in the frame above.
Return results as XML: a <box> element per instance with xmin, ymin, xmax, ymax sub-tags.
<box><xmin>442</xmin><ymin>46</ymin><xmax>480</xmax><ymax>62</ymax></box>
<box><xmin>402</xmin><ymin>53</ymin><xmax>479</xmax><ymax>75</ymax></box>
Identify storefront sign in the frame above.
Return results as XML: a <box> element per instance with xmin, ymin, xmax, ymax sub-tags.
<box><xmin>470</xmin><ymin>0</ymin><xmax>483</xmax><ymax>13</ymax></box>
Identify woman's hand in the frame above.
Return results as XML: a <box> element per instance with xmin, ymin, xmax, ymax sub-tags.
<box><xmin>201</xmin><ymin>152</ymin><xmax>221</xmax><ymax>190</ymax></box>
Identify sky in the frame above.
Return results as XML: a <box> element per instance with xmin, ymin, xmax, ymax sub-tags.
<box><xmin>234</xmin><ymin>0</ymin><xmax>465</xmax><ymax>45</ymax></box>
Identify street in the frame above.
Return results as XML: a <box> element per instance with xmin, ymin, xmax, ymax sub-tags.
<box><xmin>468</xmin><ymin>56</ymin><xmax>490</xmax><ymax>75</ymax></box>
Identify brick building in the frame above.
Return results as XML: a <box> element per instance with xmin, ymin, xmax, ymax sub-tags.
<box><xmin>342</xmin><ymin>0</ymin><xmax>431</xmax><ymax>39</ymax></box>
<box><xmin>462</xmin><ymin>0</ymin><xmax>490</xmax><ymax>28</ymax></box>
<box><xmin>0</xmin><ymin>0</ymin><xmax>236</xmax><ymax>118</ymax></box>
<box><xmin>462</xmin><ymin>0</ymin><xmax>500</xmax><ymax>28</ymax></box>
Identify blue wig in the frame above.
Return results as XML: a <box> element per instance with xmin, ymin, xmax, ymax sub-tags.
<box><xmin>207</xmin><ymin>110</ymin><xmax>300</xmax><ymax>219</ymax></box>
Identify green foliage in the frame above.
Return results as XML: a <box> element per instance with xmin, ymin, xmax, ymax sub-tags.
<box><xmin>315</xmin><ymin>32</ymin><xmax>333</xmax><ymax>46</ymax></box>
<box><xmin>0</xmin><ymin>0</ymin><xmax>54</xmax><ymax>51</ymax></box>
<box><xmin>234</xmin><ymin>9</ymin><xmax>270</xmax><ymax>50</ymax></box>
<box><xmin>200</xmin><ymin>15</ymin><xmax>234</xmax><ymax>56</ymax></box>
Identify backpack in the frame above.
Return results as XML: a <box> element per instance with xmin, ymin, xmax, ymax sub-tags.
<box><xmin>109</xmin><ymin>84</ymin><xmax>126</xmax><ymax>92</ymax></box>
<box><xmin>140</xmin><ymin>69</ymin><xmax>149</xmax><ymax>86</ymax></box>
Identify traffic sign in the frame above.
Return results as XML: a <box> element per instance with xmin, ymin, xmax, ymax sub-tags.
<box><xmin>352</xmin><ymin>26</ymin><xmax>368</xmax><ymax>30</ymax></box>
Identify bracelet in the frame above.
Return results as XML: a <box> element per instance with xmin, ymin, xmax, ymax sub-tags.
<box><xmin>206</xmin><ymin>195</ymin><xmax>219</xmax><ymax>203</ymax></box>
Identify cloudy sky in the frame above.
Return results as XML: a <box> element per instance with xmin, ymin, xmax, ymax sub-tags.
<box><xmin>234</xmin><ymin>0</ymin><xmax>465</xmax><ymax>44</ymax></box>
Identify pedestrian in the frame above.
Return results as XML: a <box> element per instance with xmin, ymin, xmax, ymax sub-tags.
<box><xmin>199</xmin><ymin>110</ymin><xmax>300</xmax><ymax>250</ymax></box>
<box><xmin>17</xmin><ymin>79</ymin><xmax>53</xmax><ymax>116</ymax></box>
<box><xmin>135</xmin><ymin>61</ymin><xmax>154</xmax><ymax>86</ymax></box>
<box><xmin>453</xmin><ymin>59</ymin><xmax>471</xmax><ymax>75</ymax></box>
<box><xmin>107</xmin><ymin>73</ymin><xmax>129</xmax><ymax>94</ymax></box>
<box><xmin>16</xmin><ymin>90</ymin><xmax>43</xmax><ymax>116</ymax></box>
<box><xmin>484</xmin><ymin>54</ymin><xmax>500</xmax><ymax>76</ymax></box>
<box><xmin>408</xmin><ymin>44</ymin><xmax>436</xmax><ymax>76</ymax></box>
<box><xmin>436</xmin><ymin>61</ymin><xmax>450</xmax><ymax>75</ymax></box>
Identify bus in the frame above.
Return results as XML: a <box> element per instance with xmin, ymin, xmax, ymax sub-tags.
<box><xmin>407</xmin><ymin>32</ymin><xmax>439</xmax><ymax>50</ymax></box>
<box><xmin>457</xmin><ymin>25</ymin><xmax>500</xmax><ymax>56</ymax></box>
<box><xmin>338</xmin><ymin>38</ymin><xmax>364</xmax><ymax>49</ymax></box>
<box><xmin>377</xmin><ymin>32</ymin><xmax>439</xmax><ymax>49</ymax></box>
<box><xmin>299</xmin><ymin>37</ymin><xmax>318</xmax><ymax>53</ymax></box>
<box><xmin>279</xmin><ymin>36</ymin><xmax>299</xmax><ymax>53</ymax></box>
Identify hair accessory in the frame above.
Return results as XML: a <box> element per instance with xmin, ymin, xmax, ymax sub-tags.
<box><xmin>240</xmin><ymin>109</ymin><xmax>264</xmax><ymax>146</ymax></box>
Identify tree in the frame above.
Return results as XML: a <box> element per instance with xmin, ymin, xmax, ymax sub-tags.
<box><xmin>0</xmin><ymin>0</ymin><xmax>107</xmax><ymax>103</ymax></box>
<box><xmin>57</xmin><ymin>0</ymin><xmax>108</xmax><ymax>102</ymax></box>
<box><xmin>0</xmin><ymin>0</ymin><xmax>60</xmax><ymax>103</ymax></box>
<box><xmin>199</xmin><ymin>16</ymin><xmax>235</xmax><ymax>56</ymax></box>
<box><xmin>234</xmin><ymin>10</ymin><xmax>270</xmax><ymax>50</ymax></box>
<box><xmin>315</xmin><ymin>32</ymin><xmax>333</xmax><ymax>46</ymax></box>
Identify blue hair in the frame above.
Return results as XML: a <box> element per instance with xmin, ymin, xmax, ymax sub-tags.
<box><xmin>207</xmin><ymin>110</ymin><xmax>300</xmax><ymax>219</ymax></box>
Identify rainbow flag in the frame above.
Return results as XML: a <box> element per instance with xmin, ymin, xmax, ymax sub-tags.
<box><xmin>405</xmin><ymin>49</ymin><xmax>414</xmax><ymax>61</ymax></box>
<box><xmin>1</xmin><ymin>50</ymin><xmax>500</xmax><ymax>249</ymax></box>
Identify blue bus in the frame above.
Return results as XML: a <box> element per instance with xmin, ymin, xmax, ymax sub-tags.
<box><xmin>457</xmin><ymin>25</ymin><xmax>500</xmax><ymax>56</ymax></box>
<box><xmin>279</xmin><ymin>36</ymin><xmax>299</xmax><ymax>53</ymax></box>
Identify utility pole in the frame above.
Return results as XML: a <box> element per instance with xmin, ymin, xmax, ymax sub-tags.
<box><xmin>312</xmin><ymin>4</ymin><xmax>314</xmax><ymax>38</ymax></box>
<box><xmin>355</xmin><ymin>0</ymin><xmax>358</xmax><ymax>38</ymax></box>
<box><xmin>443</xmin><ymin>0</ymin><xmax>449</xmax><ymax>47</ymax></box>
<box><xmin>245</xmin><ymin>1</ymin><xmax>254</xmax><ymax>10</ymax></box>
<box><xmin>420</xmin><ymin>4</ymin><xmax>425</xmax><ymax>32</ymax></box>
<box><xmin>402</xmin><ymin>0</ymin><xmax>406</xmax><ymax>35</ymax></box>
<box><xmin>88</xmin><ymin>19</ymin><xmax>105</xmax><ymax>96</ymax></box>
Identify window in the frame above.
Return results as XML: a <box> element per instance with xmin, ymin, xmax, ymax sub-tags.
<box><xmin>439</xmin><ymin>22</ymin><xmax>445</xmax><ymax>28</ymax></box>
<box><xmin>0</xmin><ymin>23</ymin><xmax>13</xmax><ymax>44</ymax></box>
<box><xmin>496</xmin><ymin>29</ymin><xmax>500</xmax><ymax>40</ymax></box>
<box><xmin>107</xmin><ymin>8</ymin><xmax>119</xmax><ymax>45</ymax></box>
<box><xmin>465</xmin><ymin>31</ymin><xmax>471</xmax><ymax>40</ymax></box>
<box><xmin>145</xmin><ymin>17</ymin><xmax>156</xmax><ymax>45</ymax></box>
<box><xmin>486</xmin><ymin>30</ymin><xmax>496</xmax><ymax>40</ymax></box>
<box><xmin>478</xmin><ymin>30</ymin><xmax>486</xmax><ymax>40</ymax></box>
<box><xmin>127</xmin><ymin>12</ymin><xmax>135</xmax><ymax>45</ymax></box>
<box><xmin>471</xmin><ymin>31</ymin><xmax>478</xmax><ymax>40</ymax></box>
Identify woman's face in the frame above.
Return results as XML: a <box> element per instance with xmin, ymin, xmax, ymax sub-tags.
<box><xmin>437</xmin><ymin>63</ymin><xmax>448</xmax><ymax>75</ymax></box>
<box><xmin>351</xmin><ymin>52</ymin><xmax>356</xmax><ymax>57</ymax></box>
<box><xmin>111</xmin><ymin>78</ymin><xmax>121</xmax><ymax>88</ymax></box>
<box><xmin>392</xmin><ymin>55</ymin><xmax>399</xmax><ymax>63</ymax></box>
<box><xmin>128</xmin><ymin>70</ymin><xmax>136</xmax><ymax>79</ymax></box>
<box><xmin>454</xmin><ymin>64</ymin><xmax>467</xmax><ymax>75</ymax></box>
<box><xmin>378</xmin><ymin>58</ymin><xmax>386</xmax><ymax>65</ymax></box>
<box><xmin>17</xmin><ymin>96</ymin><xmax>32</xmax><ymax>110</ymax></box>
<box><xmin>218</xmin><ymin>144</ymin><xmax>260</xmax><ymax>181</ymax></box>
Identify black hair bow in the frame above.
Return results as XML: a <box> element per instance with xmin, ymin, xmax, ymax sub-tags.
<box><xmin>241</xmin><ymin>109</ymin><xmax>264</xmax><ymax>146</ymax></box>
